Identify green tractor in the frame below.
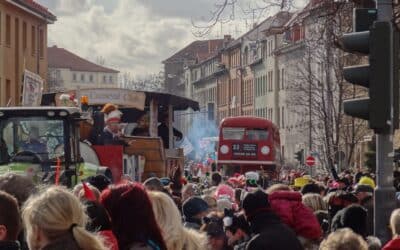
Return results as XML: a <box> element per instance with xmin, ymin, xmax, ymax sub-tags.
<box><xmin>0</xmin><ymin>107</ymin><xmax>110</xmax><ymax>187</ymax></box>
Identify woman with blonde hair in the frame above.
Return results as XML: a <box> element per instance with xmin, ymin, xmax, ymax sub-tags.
<box><xmin>148</xmin><ymin>191</ymin><xmax>207</xmax><ymax>250</ymax></box>
<box><xmin>302</xmin><ymin>193</ymin><xmax>327</xmax><ymax>212</ymax></box>
<box><xmin>22</xmin><ymin>186</ymin><xmax>107</xmax><ymax>250</ymax></box>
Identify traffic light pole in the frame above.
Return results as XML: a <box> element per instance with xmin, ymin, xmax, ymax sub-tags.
<box><xmin>373</xmin><ymin>1</ymin><xmax>396</xmax><ymax>243</ymax></box>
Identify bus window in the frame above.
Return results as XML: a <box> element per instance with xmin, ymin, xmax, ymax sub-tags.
<box><xmin>247</xmin><ymin>129</ymin><xmax>268</xmax><ymax>140</ymax></box>
<box><xmin>222</xmin><ymin>127</ymin><xmax>245</xmax><ymax>140</ymax></box>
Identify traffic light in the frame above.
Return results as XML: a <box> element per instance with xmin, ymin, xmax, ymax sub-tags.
<box><xmin>341</xmin><ymin>19</ymin><xmax>398</xmax><ymax>133</ymax></box>
<box><xmin>294</xmin><ymin>149</ymin><xmax>304</xmax><ymax>164</ymax></box>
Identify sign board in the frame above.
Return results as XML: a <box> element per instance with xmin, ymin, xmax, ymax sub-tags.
<box><xmin>22</xmin><ymin>70</ymin><xmax>43</xmax><ymax>106</ymax></box>
<box><xmin>78</xmin><ymin>88</ymin><xmax>146</xmax><ymax>110</ymax></box>
<box><xmin>232</xmin><ymin>143</ymin><xmax>257</xmax><ymax>158</ymax></box>
<box><xmin>306</xmin><ymin>156</ymin><xmax>316</xmax><ymax>167</ymax></box>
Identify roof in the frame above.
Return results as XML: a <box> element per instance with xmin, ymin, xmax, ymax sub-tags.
<box><xmin>0</xmin><ymin>107</ymin><xmax>81</xmax><ymax>118</ymax></box>
<box><xmin>224</xmin><ymin>11</ymin><xmax>292</xmax><ymax>50</ymax></box>
<box><xmin>48</xmin><ymin>46</ymin><xmax>119</xmax><ymax>73</ymax></box>
<box><xmin>10</xmin><ymin>0</ymin><xmax>56</xmax><ymax>22</ymax></box>
<box><xmin>162</xmin><ymin>39</ymin><xmax>224</xmax><ymax>64</ymax></box>
<box><xmin>220</xmin><ymin>116</ymin><xmax>276</xmax><ymax>128</ymax></box>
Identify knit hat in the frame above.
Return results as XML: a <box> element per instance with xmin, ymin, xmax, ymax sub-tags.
<box><xmin>358</xmin><ymin>176</ymin><xmax>375</xmax><ymax>189</ymax></box>
<box><xmin>182</xmin><ymin>197</ymin><xmax>209</xmax><ymax>220</ymax></box>
<box><xmin>331</xmin><ymin>204</ymin><xmax>367</xmax><ymax>237</ymax></box>
<box><xmin>105</xmin><ymin>109</ymin><xmax>122</xmax><ymax>123</ymax></box>
<box><xmin>143</xmin><ymin>177</ymin><xmax>164</xmax><ymax>191</ymax></box>
<box><xmin>242</xmin><ymin>190</ymin><xmax>270</xmax><ymax>219</ymax></box>
<box><xmin>217</xmin><ymin>197</ymin><xmax>233</xmax><ymax>212</ymax></box>
<box><xmin>215</xmin><ymin>184</ymin><xmax>234</xmax><ymax>201</ymax></box>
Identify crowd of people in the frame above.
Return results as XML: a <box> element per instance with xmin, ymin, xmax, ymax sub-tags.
<box><xmin>0</xmin><ymin>168</ymin><xmax>400</xmax><ymax>250</ymax></box>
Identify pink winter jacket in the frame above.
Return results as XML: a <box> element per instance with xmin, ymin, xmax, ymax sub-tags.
<box><xmin>268</xmin><ymin>191</ymin><xmax>322</xmax><ymax>240</ymax></box>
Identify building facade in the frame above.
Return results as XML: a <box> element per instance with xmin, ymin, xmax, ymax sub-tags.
<box><xmin>47</xmin><ymin>46</ymin><xmax>119</xmax><ymax>92</ymax></box>
<box><xmin>0</xmin><ymin>0</ymin><xmax>56</xmax><ymax>106</ymax></box>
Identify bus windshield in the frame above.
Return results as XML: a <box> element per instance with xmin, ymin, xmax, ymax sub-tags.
<box><xmin>222</xmin><ymin>127</ymin><xmax>268</xmax><ymax>141</ymax></box>
<box><xmin>0</xmin><ymin>117</ymin><xmax>65</xmax><ymax>164</ymax></box>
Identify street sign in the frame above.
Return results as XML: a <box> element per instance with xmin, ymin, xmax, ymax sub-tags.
<box><xmin>306</xmin><ymin>156</ymin><xmax>316</xmax><ymax>167</ymax></box>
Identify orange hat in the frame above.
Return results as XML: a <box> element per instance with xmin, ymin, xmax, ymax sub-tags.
<box><xmin>101</xmin><ymin>103</ymin><xmax>118</xmax><ymax>114</ymax></box>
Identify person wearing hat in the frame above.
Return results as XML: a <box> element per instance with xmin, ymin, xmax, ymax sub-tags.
<box><xmin>358</xmin><ymin>176</ymin><xmax>376</xmax><ymax>189</ymax></box>
<box><xmin>242</xmin><ymin>190</ymin><xmax>302</xmax><ymax>250</ymax></box>
<box><xmin>182</xmin><ymin>196</ymin><xmax>209</xmax><ymax>230</ymax></box>
<box><xmin>223</xmin><ymin>210</ymin><xmax>251</xmax><ymax>250</ymax></box>
<box><xmin>201</xmin><ymin>213</ymin><xmax>228</xmax><ymax>250</ymax></box>
<box><xmin>353</xmin><ymin>184</ymin><xmax>374</xmax><ymax>236</ymax></box>
<box><xmin>99</xmin><ymin>103</ymin><xmax>127</xmax><ymax>146</ymax></box>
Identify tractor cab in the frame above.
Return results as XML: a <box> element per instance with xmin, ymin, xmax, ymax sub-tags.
<box><xmin>0</xmin><ymin>107</ymin><xmax>82</xmax><ymax>186</ymax></box>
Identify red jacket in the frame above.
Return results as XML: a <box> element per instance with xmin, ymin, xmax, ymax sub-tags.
<box><xmin>99</xmin><ymin>230</ymin><xmax>119</xmax><ymax>250</ymax></box>
<box><xmin>383</xmin><ymin>238</ymin><xmax>400</xmax><ymax>250</ymax></box>
<box><xmin>268</xmin><ymin>191</ymin><xmax>322</xmax><ymax>240</ymax></box>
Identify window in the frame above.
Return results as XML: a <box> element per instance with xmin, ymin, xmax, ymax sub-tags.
<box><xmin>109</xmin><ymin>75</ymin><xmax>112</xmax><ymax>83</ymax></box>
<box><xmin>247</xmin><ymin>129</ymin><xmax>269</xmax><ymax>141</ymax></box>
<box><xmin>282</xmin><ymin>107</ymin><xmax>285</xmax><ymax>128</ymax></box>
<box><xmin>31</xmin><ymin>26</ymin><xmax>36</xmax><ymax>55</ymax></box>
<box><xmin>282</xmin><ymin>69</ymin><xmax>285</xmax><ymax>89</ymax></box>
<box><xmin>73</xmin><ymin>73</ymin><xmax>77</xmax><ymax>82</ymax></box>
<box><xmin>80</xmin><ymin>74</ymin><xmax>85</xmax><ymax>82</ymax></box>
<box><xmin>22</xmin><ymin>21</ymin><xmax>27</xmax><ymax>50</ymax></box>
<box><xmin>103</xmin><ymin>75</ymin><xmax>107</xmax><ymax>83</ymax></box>
<box><xmin>6</xmin><ymin>79</ymin><xmax>11</xmax><ymax>104</ymax></box>
<box><xmin>89</xmin><ymin>75</ymin><xmax>93</xmax><ymax>82</ymax></box>
<box><xmin>39</xmin><ymin>29</ymin><xmax>44</xmax><ymax>58</ymax></box>
<box><xmin>6</xmin><ymin>15</ymin><xmax>11</xmax><ymax>46</ymax></box>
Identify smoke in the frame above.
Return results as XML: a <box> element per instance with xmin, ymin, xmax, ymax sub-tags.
<box><xmin>187</xmin><ymin>114</ymin><xmax>218</xmax><ymax>160</ymax></box>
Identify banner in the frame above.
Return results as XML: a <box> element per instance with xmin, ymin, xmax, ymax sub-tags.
<box><xmin>175</xmin><ymin>136</ymin><xmax>194</xmax><ymax>156</ymax></box>
<box><xmin>78</xmin><ymin>88</ymin><xmax>146</xmax><ymax>110</ymax></box>
<box><xmin>22</xmin><ymin>70</ymin><xmax>43</xmax><ymax>106</ymax></box>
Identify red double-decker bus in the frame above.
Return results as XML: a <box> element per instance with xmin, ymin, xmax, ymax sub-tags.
<box><xmin>217</xmin><ymin>116</ymin><xmax>281</xmax><ymax>176</ymax></box>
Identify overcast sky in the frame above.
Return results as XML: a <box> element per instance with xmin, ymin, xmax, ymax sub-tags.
<box><xmin>36</xmin><ymin>0</ymin><xmax>305</xmax><ymax>78</ymax></box>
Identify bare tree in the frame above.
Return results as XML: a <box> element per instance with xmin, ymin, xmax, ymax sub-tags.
<box><xmin>120</xmin><ymin>71</ymin><xmax>165</xmax><ymax>92</ymax></box>
<box><xmin>286</xmin><ymin>1</ymin><xmax>369</xmax><ymax>173</ymax></box>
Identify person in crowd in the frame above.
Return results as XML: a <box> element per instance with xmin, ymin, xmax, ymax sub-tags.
<box><xmin>268</xmin><ymin>186</ymin><xmax>322</xmax><ymax>242</ymax></box>
<box><xmin>84</xmin><ymin>200</ymin><xmax>119</xmax><ymax>250</ymax></box>
<box><xmin>301</xmin><ymin>183</ymin><xmax>322</xmax><ymax>195</ymax></box>
<box><xmin>201</xmin><ymin>213</ymin><xmax>230</xmax><ymax>250</ymax></box>
<box><xmin>100</xmin><ymin>183</ymin><xmax>167</xmax><ymax>250</ymax></box>
<box><xmin>202</xmin><ymin>195</ymin><xmax>218</xmax><ymax>212</ymax></box>
<box><xmin>383</xmin><ymin>208</ymin><xmax>400</xmax><ymax>250</ymax></box>
<box><xmin>77</xmin><ymin>184</ymin><xmax>101</xmax><ymax>202</ymax></box>
<box><xmin>327</xmin><ymin>190</ymin><xmax>358</xmax><ymax>223</ymax></box>
<box><xmin>0</xmin><ymin>191</ymin><xmax>21</xmax><ymax>250</ymax></box>
<box><xmin>86</xmin><ymin>174</ymin><xmax>112</xmax><ymax>192</ymax></box>
<box><xmin>211</xmin><ymin>172</ymin><xmax>223</xmax><ymax>187</ymax></box>
<box><xmin>330</xmin><ymin>204</ymin><xmax>368</xmax><ymax>238</ymax></box>
<box><xmin>366</xmin><ymin>236</ymin><xmax>382</xmax><ymax>250</ymax></box>
<box><xmin>320</xmin><ymin>228</ymin><xmax>368</xmax><ymax>250</ymax></box>
<box><xmin>182</xmin><ymin>196</ymin><xmax>209</xmax><ymax>230</ymax></box>
<box><xmin>242</xmin><ymin>190</ymin><xmax>303</xmax><ymax>250</ymax></box>
<box><xmin>22</xmin><ymin>186</ymin><xmax>107</xmax><ymax>250</ymax></box>
<box><xmin>157</xmin><ymin>112</ymin><xmax>183</xmax><ymax>149</ymax></box>
<box><xmin>131</xmin><ymin>113</ymin><xmax>150</xmax><ymax>136</ymax></box>
<box><xmin>302</xmin><ymin>193</ymin><xmax>327</xmax><ymax>212</ymax></box>
<box><xmin>143</xmin><ymin>177</ymin><xmax>166</xmax><ymax>192</ymax></box>
<box><xmin>353</xmin><ymin>184</ymin><xmax>374</xmax><ymax>236</ymax></box>
<box><xmin>148</xmin><ymin>191</ymin><xmax>207</xmax><ymax>250</ymax></box>
<box><xmin>182</xmin><ymin>183</ymin><xmax>200</xmax><ymax>203</ymax></box>
<box><xmin>99</xmin><ymin>103</ymin><xmax>129</xmax><ymax>146</ymax></box>
<box><xmin>0</xmin><ymin>173</ymin><xmax>36</xmax><ymax>250</ymax></box>
<box><xmin>223</xmin><ymin>210</ymin><xmax>251</xmax><ymax>250</ymax></box>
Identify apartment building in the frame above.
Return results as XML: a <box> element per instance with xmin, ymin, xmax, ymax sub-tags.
<box><xmin>0</xmin><ymin>0</ymin><xmax>56</xmax><ymax>106</ymax></box>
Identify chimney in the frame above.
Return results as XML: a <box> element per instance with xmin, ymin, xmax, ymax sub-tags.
<box><xmin>223</xmin><ymin>35</ymin><xmax>232</xmax><ymax>47</ymax></box>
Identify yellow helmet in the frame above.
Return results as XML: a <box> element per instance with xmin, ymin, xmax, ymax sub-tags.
<box><xmin>358</xmin><ymin>176</ymin><xmax>376</xmax><ymax>189</ymax></box>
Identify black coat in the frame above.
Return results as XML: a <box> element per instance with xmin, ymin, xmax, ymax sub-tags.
<box><xmin>246</xmin><ymin>212</ymin><xmax>303</xmax><ymax>250</ymax></box>
<box><xmin>0</xmin><ymin>241</ymin><xmax>20</xmax><ymax>250</ymax></box>
<box><xmin>157</xmin><ymin>123</ymin><xmax>183</xmax><ymax>149</ymax></box>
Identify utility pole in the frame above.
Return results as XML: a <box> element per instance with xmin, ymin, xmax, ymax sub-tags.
<box><xmin>340</xmin><ymin>3</ymin><xmax>399</xmax><ymax>241</ymax></box>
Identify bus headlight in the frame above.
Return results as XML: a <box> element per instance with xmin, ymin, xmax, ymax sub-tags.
<box><xmin>261</xmin><ymin>146</ymin><xmax>270</xmax><ymax>155</ymax></box>
<box><xmin>220</xmin><ymin>145</ymin><xmax>229</xmax><ymax>154</ymax></box>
